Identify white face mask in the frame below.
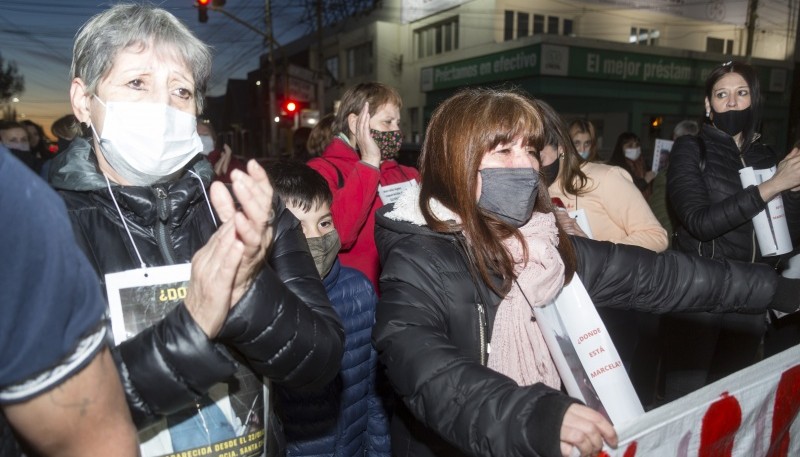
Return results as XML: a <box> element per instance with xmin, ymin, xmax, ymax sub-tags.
<box><xmin>624</xmin><ymin>147</ymin><xmax>641</xmax><ymax>161</ymax></box>
<box><xmin>199</xmin><ymin>135</ymin><xmax>215</xmax><ymax>156</ymax></box>
<box><xmin>4</xmin><ymin>142</ymin><xmax>30</xmax><ymax>152</ymax></box>
<box><xmin>93</xmin><ymin>97</ymin><xmax>203</xmax><ymax>186</ymax></box>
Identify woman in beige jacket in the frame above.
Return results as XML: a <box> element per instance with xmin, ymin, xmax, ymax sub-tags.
<box><xmin>535</xmin><ymin>100</ymin><xmax>667</xmax><ymax>409</ymax></box>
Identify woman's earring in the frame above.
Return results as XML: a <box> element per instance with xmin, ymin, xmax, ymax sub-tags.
<box><xmin>705</xmin><ymin>111</ymin><xmax>710</xmax><ymax>118</ymax></box>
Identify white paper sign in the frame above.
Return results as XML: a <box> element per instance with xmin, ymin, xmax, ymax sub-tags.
<box><xmin>652</xmin><ymin>139</ymin><xmax>674</xmax><ymax>173</ymax></box>
<box><xmin>105</xmin><ymin>263</ymin><xmax>193</xmax><ymax>345</ymax></box>
<box><xmin>568</xmin><ymin>208</ymin><xmax>594</xmax><ymax>239</ymax></box>
<box><xmin>739</xmin><ymin>166</ymin><xmax>793</xmax><ymax>256</ymax></box>
<box><xmin>378</xmin><ymin>179</ymin><xmax>418</xmax><ymax>205</ymax></box>
<box><xmin>105</xmin><ymin>264</ymin><xmax>269</xmax><ymax>457</ymax></box>
<box><xmin>534</xmin><ymin>277</ymin><xmax>644</xmax><ymax>426</ymax></box>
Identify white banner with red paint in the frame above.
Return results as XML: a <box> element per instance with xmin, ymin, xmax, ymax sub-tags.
<box><xmin>602</xmin><ymin>344</ymin><xmax>800</xmax><ymax>456</ymax></box>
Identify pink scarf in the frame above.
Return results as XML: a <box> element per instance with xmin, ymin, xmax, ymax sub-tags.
<box><xmin>487</xmin><ymin>212</ymin><xmax>564</xmax><ymax>389</ymax></box>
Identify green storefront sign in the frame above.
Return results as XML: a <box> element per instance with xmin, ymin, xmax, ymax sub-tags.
<box><xmin>421</xmin><ymin>46</ymin><xmax>538</xmax><ymax>91</ymax></box>
<box><xmin>568</xmin><ymin>47</ymin><xmax>715</xmax><ymax>85</ymax></box>
<box><xmin>422</xmin><ymin>44</ymin><xmax>787</xmax><ymax>92</ymax></box>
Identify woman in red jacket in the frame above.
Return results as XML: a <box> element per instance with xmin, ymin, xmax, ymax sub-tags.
<box><xmin>308</xmin><ymin>82</ymin><xmax>419</xmax><ymax>291</ymax></box>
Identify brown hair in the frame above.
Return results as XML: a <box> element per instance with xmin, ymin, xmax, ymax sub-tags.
<box><xmin>306</xmin><ymin>113</ymin><xmax>335</xmax><ymax>157</ymax></box>
<box><xmin>333</xmin><ymin>82</ymin><xmax>402</xmax><ymax>138</ymax></box>
<box><xmin>51</xmin><ymin>115</ymin><xmax>82</xmax><ymax>140</ymax></box>
<box><xmin>536</xmin><ymin>100</ymin><xmax>590</xmax><ymax>197</ymax></box>
<box><xmin>568</xmin><ymin>119</ymin><xmax>597</xmax><ymax>161</ymax></box>
<box><xmin>419</xmin><ymin>88</ymin><xmax>575</xmax><ymax>295</ymax></box>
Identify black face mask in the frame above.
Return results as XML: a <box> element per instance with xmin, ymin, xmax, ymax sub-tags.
<box><xmin>712</xmin><ymin>107</ymin><xmax>752</xmax><ymax>137</ymax></box>
<box><xmin>540</xmin><ymin>157</ymin><xmax>560</xmax><ymax>186</ymax></box>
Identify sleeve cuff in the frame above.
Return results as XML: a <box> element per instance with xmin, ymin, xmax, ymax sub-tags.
<box><xmin>358</xmin><ymin>160</ymin><xmax>380</xmax><ymax>171</ymax></box>
<box><xmin>525</xmin><ymin>391</ymin><xmax>582</xmax><ymax>457</ymax></box>
<box><xmin>119</xmin><ymin>304</ymin><xmax>238</xmax><ymax>415</ymax></box>
<box><xmin>0</xmin><ymin>324</ymin><xmax>106</xmax><ymax>404</ymax></box>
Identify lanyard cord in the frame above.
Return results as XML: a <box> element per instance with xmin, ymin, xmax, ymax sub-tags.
<box><xmin>188</xmin><ymin>170</ymin><xmax>218</xmax><ymax>228</ymax></box>
<box><xmin>104</xmin><ymin>175</ymin><xmax>146</xmax><ymax>269</ymax></box>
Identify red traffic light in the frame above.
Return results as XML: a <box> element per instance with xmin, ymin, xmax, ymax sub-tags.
<box><xmin>197</xmin><ymin>0</ymin><xmax>209</xmax><ymax>22</ymax></box>
<box><xmin>285</xmin><ymin>101</ymin><xmax>297</xmax><ymax>113</ymax></box>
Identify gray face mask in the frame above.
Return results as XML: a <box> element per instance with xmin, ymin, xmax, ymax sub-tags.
<box><xmin>478</xmin><ymin>167</ymin><xmax>539</xmax><ymax>228</ymax></box>
<box><xmin>306</xmin><ymin>230</ymin><xmax>341</xmax><ymax>277</ymax></box>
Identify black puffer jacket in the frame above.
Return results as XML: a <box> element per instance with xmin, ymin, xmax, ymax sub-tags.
<box><xmin>667</xmin><ymin>123</ymin><xmax>800</xmax><ymax>266</ymax></box>
<box><xmin>49</xmin><ymin>138</ymin><xmax>344</xmax><ymax>426</ymax></box>
<box><xmin>372</xmin><ymin>196</ymin><xmax>780</xmax><ymax>457</ymax></box>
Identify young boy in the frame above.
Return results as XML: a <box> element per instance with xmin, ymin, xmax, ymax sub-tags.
<box><xmin>267</xmin><ymin>160</ymin><xmax>390</xmax><ymax>457</ymax></box>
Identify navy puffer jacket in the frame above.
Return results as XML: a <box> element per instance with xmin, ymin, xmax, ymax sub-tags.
<box><xmin>274</xmin><ymin>259</ymin><xmax>390</xmax><ymax>457</ymax></box>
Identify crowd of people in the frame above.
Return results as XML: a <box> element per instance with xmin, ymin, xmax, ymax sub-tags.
<box><xmin>2</xmin><ymin>4</ymin><xmax>800</xmax><ymax>457</ymax></box>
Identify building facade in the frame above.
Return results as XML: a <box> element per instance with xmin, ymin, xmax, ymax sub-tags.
<box><xmin>236</xmin><ymin>0</ymin><xmax>798</xmax><ymax>157</ymax></box>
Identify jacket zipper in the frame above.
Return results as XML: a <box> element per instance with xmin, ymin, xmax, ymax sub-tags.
<box><xmin>476</xmin><ymin>302</ymin><xmax>488</xmax><ymax>365</ymax></box>
<box><xmin>452</xmin><ymin>235</ymin><xmax>492</xmax><ymax>366</ymax></box>
<box><xmin>154</xmin><ymin>186</ymin><xmax>177</xmax><ymax>264</ymax></box>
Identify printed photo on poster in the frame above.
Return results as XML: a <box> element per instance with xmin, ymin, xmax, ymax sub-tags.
<box><xmin>105</xmin><ymin>264</ymin><xmax>269</xmax><ymax>457</ymax></box>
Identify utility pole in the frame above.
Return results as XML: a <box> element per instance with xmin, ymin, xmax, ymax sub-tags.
<box><xmin>316</xmin><ymin>0</ymin><xmax>325</xmax><ymax>115</ymax></box>
<box><xmin>266</xmin><ymin>0</ymin><xmax>278</xmax><ymax>155</ymax></box>
<box><xmin>746</xmin><ymin>0</ymin><xmax>759</xmax><ymax>58</ymax></box>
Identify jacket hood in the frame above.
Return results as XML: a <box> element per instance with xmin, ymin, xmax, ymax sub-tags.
<box><xmin>49</xmin><ymin>136</ymin><xmax>214</xmax><ymax>192</ymax></box>
<box><xmin>375</xmin><ymin>184</ymin><xmax>461</xmax><ymax>239</ymax></box>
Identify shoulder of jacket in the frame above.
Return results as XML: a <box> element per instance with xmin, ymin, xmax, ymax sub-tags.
<box><xmin>386</xmin><ymin>232</ymin><xmax>461</xmax><ymax>272</ymax></box>
<box><xmin>337</xmin><ymin>267</ymin><xmax>377</xmax><ymax>294</ymax></box>
<box><xmin>591</xmin><ymin>162</ymin><xmax>634</xmax><ymax>184</ymax></box>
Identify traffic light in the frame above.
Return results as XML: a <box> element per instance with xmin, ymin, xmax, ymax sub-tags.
<box><xmin>197</xmin><ymin>0</ymin><xmax>210</xmax><ymax>23</ymax></box>
<box><xmin>277</xmin><ymin>99</ymin><xmax>305</xmax><ymax>129</ymax></box>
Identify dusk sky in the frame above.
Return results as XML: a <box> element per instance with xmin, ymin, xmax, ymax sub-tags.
<box><xmin>0</xmin><ymin>0</ymin><xmax>307</xmax><ymax>137</ymax></box>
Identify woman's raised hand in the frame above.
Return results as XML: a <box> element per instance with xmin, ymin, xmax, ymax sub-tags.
<box><xmin>760</xmin><ymin>147</ymin><xmax>800</xmax><ymax>200</ymax></box>
<box><xmin>184</xmin><ymin>220</ymin><xmax>244</xmax><ymax>337</ymax></box>
<box><xmin>210</xmin><ymin>159</ymin><xmax>275</xmax><ymax>305</ymax></box>
<box><xmin>354</xmin><ymin>102</ymin><xmax>381</xmax><ymax>168</ymax></box>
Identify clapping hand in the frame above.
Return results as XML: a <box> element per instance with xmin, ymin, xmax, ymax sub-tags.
<box><xmin>210</xmin><ymin>159</ymin><xmax>275</xmax><ymax>305</ymax></box>
<box><xmin>184</xmin><ymin>220</ymin><xmax>244</xmax><ymax>338</ymax></box>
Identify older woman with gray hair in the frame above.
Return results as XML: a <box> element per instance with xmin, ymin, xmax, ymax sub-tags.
<box><xmin>48</xmin><ymin>4</ymin><xmax>344</xmax><ymax>455</ymax></box>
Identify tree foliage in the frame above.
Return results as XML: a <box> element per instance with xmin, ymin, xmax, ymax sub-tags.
<box><xmin>0</xmin><ymin>53</ymin><xmax>24</xmax><ymax>105</ymax></box>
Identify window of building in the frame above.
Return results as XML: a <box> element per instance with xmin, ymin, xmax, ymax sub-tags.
<box><xmin>504</xmin><ymin>11</ymin><xmax>570</xmax><ymax>40</ymax></box>
<box><xmin>563</xmin><ymin>18</ymin><xmax>573</xmax><ymax>36</ymax></box>
<box><xmin>504</xmin><ymin>11</ymin><xmax>514</xmax><ymax>41</ymax></box>
<box><xmin>325</xmin><ymin>56</ymin><xmax>339</xmax><ymax>81</ymax></box>
<box><xmin>706</xmin><ymin>37</ymin><xmax>734</xmax><ymax>54</ymax></box>
<box><xmin>630</xmin><ymin>27</ymin><xmax>660</xmax><ymax>45</ymax></box>
<box><xmin>347</xmin><ymin>42</ymin><xmax>372</xmax><ymax>78</ymax></box>
<box><xmin>547</xmin><ymin>16</ymin><xmax>559</xmax><ymax>34</ymax></box>
<box><xmin>518</xmin><ymin>12</ymin><xmax>529</xmax><ymax>38</ymax></box>
<box><xmin>416</xmin><ymin>17</ymin><xmax>459</xmax><ymax>57</ymax></box>
<box><xmin>533</xmin><ymin>14</ymin><xmax>545</xmax><ymax>34</ymax></box>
